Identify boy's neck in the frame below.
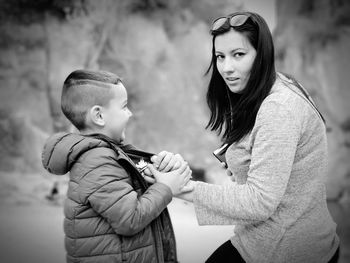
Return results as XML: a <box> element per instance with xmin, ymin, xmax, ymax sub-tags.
<box><xmin>80</xmin><ymin>129</ymin><xmax>123</xmax><ymax>145</ymax></box>
<box><xmin>80</xmin><ymin>127</ymin><xmax>97</xmax><ymax>135</ymax></box>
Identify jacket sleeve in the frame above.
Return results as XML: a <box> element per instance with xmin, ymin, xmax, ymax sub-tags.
<box><xmin>82</xmin><ymin>148</ymin><xmax>172</xmax><ymax>236</ymax></box>
<box><xmin>193</xmin><ymin>101</ymin><xmax>301</xmax><ymax>225</ymax></box>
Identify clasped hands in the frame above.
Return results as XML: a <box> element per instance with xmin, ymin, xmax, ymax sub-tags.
<box><xmin>142</xmin><ymin>151</ymin><xmax>194</xmax><ymax>196</ymax></box>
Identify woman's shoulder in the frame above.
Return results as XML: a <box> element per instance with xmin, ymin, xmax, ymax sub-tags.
<box><xmin>256</xmin><ymin>75</ymin><xmax>315</xmax><ymax>129</ymax></box>
<box><xmin>262</xmin><ymin>74</ymin><xmax>311</xmax><ymax>113</ymax></box>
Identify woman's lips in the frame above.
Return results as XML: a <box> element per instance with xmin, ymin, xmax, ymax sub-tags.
<box><xmin>226</xmin><ymin>77</ymin><xmax>239</xmax><ymax>84</ymax></box>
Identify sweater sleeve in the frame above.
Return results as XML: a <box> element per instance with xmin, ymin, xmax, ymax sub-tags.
<box><xmin>83</xmin><ymin>148</ymin><xmax>172</xmax><ymax>236</ymax></box>
<box><xmin>193</xmin><ymin>102</ymin><xmax>301</xmax><ymax>225</ymax></box>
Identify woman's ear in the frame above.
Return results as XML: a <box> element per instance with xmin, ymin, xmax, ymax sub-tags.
<box><xmin>89</xmin><ymin>105</ymin><xmax>105</xmax><ymax>127</ymax></box>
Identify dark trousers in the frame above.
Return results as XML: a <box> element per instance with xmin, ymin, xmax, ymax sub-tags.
<box><xmin>205</xmin><ymin>240</ymin><xmax>245</xmax><ymax>263</ymax></box>
<box><xmin>205</xmin><ymin>240</ymin><xmax>340</xmax><ymax>263</ymax></box>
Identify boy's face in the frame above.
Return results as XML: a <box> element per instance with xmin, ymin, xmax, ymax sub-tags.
<box><xmin>103</xmin><ymin>83</ymin><xmax>132</xmax><ymax>142</ymax></box>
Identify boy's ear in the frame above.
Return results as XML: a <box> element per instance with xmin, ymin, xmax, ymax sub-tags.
<box><xmin>89</xmin><ymin>105</ymin><xmax>105</xmax><ymax>127</ymax></box>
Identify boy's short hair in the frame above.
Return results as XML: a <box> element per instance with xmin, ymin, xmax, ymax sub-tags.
<box><xmin>61</xmin><ymin>69</ymin><xmax>122</xmax><ymax>130</ymax></box>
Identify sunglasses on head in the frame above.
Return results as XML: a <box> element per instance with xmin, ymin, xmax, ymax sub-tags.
<box><xmin>211</xmin><ymin>13</ymin><xmax>250</xmax><ymax>32</ymax></box>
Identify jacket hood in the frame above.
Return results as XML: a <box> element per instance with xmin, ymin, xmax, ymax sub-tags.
<box><xmin>42</xmin><ymin>132</ymin><xmax>108</xmax><ymax>175</ymax></box>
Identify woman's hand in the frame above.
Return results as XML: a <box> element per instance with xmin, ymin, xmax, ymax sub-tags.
<box><xmin>174</xmin><ymin>180</ymin><xmax>196</xmax><ymax>202</ymax></box>
<box><xmin>151</xmin><ymin>151</ymin><xmax>184</xmax><ymax>172</ymax></box>
<box><xmin>146</xmin><ymin>161</ymin><xmax>193</xmax><ymax>196</ymax></box>
<box><xmin>142</xmin><ymin>151</ymin><xmax>185</xmax><ymax>182</ymax></box>
<box><xmin>220</xmin><ymin>162</ymin><xmax>235</xmax><ymax>182</ymax></box>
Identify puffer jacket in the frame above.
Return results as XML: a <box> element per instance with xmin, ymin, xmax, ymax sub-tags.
<box><xmin>42</xmin><ymin>132</ymin><xmax>178</xmax><ymax>263</ymax></box>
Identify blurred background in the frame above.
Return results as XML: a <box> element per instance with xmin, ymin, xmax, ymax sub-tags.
<box><xmin>0</xmin><ymin>0</ymin><xmax>349</xmax><ymax>262</ymax></box>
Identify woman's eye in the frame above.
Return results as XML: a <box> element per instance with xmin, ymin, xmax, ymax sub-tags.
<box><xmin>234</xmin><ymin>52</ymin><xmax>245</xmax><ymax>58</ymax></box>
<box><xmin>216</xmin><ymin>54</ymin><xmax>224</xmax><ymax>60</ymax></box>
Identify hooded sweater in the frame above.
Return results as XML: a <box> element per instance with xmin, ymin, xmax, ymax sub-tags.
<box><xmin>42</xmin><ymin>133</ymin><xmax>177</xmax><ymax>263</ymax></box>
<box><xmin>193</xmin><ymin>74</ymin><xmax>339</xmax><ymax>263</ymax></box>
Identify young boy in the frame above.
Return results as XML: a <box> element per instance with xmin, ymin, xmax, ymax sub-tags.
<box><xmin>42</xmin><ymin>69</ymin><xmax>192</xmax><ymax>263</ymax></box>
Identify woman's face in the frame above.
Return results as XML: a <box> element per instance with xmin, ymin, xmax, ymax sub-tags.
<box><xmin>215</xmin><ymin>29</ymin><xmax>257</xmax><ymax>94</ymax></box>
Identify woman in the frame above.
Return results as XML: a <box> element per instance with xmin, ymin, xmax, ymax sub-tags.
<box><xmin>169</xmin><ymin>11</ymin><xmax>339</xmax><ymax>263</ymax></box>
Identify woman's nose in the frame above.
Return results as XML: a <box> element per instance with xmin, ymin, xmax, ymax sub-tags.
<box><xmin>222</xmin><ymin>58</ymin><xmax>235</xmax><ymax>73</ymax></box>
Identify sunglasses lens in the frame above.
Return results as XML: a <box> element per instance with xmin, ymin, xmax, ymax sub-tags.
<box><xmin>229</xmin><ymin>14</ymin><xmax>249</xmax><ymax>27</ymax></box>
<box><xmin>211</xmin><ymin>17</ymin><xmax>227</xmax><ymax>31</ymax></box>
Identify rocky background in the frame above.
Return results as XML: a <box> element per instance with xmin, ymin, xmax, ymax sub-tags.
<box><xmin>275</xmin><ymin>0</ymin><xmax>350</xmax><ymax>201</ymax></box>
<box><xmin>0</xmin><ymin>0</ymin><xmax>349</xmax><ymax>202</ymax></box>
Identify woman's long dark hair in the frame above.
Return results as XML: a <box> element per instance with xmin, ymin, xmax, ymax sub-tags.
<box><xmin>206</xmin><ymin>12</ymin><xmax>276</xmax><ymax>144</ymax></box>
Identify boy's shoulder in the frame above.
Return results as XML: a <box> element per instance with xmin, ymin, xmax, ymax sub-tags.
<box><xmin>42</xmin><ymin>132</ymin><xmax>125</xmax><ymax>176</ymax></box>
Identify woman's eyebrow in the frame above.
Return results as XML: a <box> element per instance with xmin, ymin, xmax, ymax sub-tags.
<box><xmin>216</xmin><ymin>48</ymin><xmax>245</xmax><ymax>53</ymax></box>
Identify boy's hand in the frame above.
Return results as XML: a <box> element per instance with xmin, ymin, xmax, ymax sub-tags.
<box><xmin>151</xmin><ymin>151</ymin><xmax>184</xmax><ymax>172</ymax></box>
<box><xmin>142</xmin><ymin>171</ymin><xmax>156</xmax><ymax>184</ymax></box>
<box><xmin>146</xmin><ymin>161</ymin><xmax>193</xmax><ymax>195</ymax></box>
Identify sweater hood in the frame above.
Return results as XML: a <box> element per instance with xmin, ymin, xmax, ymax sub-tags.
<box><xmin>42</xmin><ymin>132</ymin><xmax>108</xmax><ymax>175</ymax></box>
